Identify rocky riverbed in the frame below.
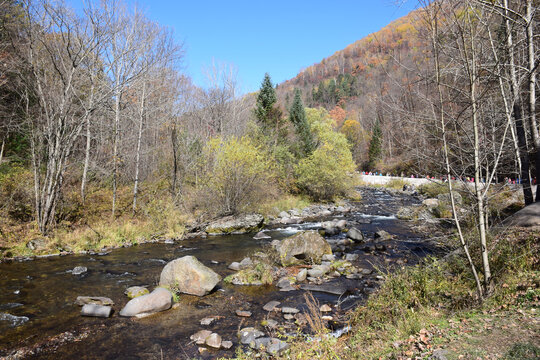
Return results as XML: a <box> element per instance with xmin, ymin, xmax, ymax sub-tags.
<box><xmin>0</xmin><ymin>187</ymin><xmax>444</xmax><ymax>359</ymax></box>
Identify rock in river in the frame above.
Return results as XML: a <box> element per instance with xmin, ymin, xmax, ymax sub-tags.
<box><xmin>119</xmin><ymin>288</ymin><xmax>172</xmax><ymax>317</ymax></box>
<box><xmin>159</xmin><ymin>256</ymin><xmax>221</xmax><ymax>296</ymax></box>
<box><xmin>278</xmin><ymin>230</ymin><xmax>332</xmax><ymax>266</ymax></box>
<box><xmin>125</xmin><ymin>286</ymin><xmax>149</xmax><ymax>299</ymax></box>
<box><xmin>75</xmin><ymin>296</ymin><xmax>114</xmax><ymax>306</ymax></box>
<box><xmin>205</xmin><ymin>214</ymin><xmax>264</xmax><ymax>235</ymax></box>
<box><xmin>81</xmin><ymin>304</ymin><xmax>112</xmax><ymax>318</ymax></box>
<box><xmin>346</xmin><ymin>227</ymin><xmax>364</xmax><ymax>242</ymax></box>
<box><xmin>72</xmin><ymin>266</ymin><xmax>87</xmax><ymax>275</ymax></box>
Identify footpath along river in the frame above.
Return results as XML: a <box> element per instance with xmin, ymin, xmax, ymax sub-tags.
<box><xmin>0</xmin><ymin>187</ymin><xmax>442</xmax><ymax>359</ymax></box>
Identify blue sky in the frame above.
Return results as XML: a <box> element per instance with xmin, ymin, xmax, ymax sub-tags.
<box><xmin>69</xmin><ymin>0</ymin><xmax>417</xmax><ymax>94</ymax></box>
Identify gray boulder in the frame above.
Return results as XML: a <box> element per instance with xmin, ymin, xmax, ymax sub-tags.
<box><xmin>502</xmin><ymin>202</ymin><xmax>540</xmax><ymax>228</ymax></box>
<box><xmin>119</xmin><ymin>287</ymin><xmax>172</xmax><ymax>317</ymax></box>
<box><xmin>159</xmin><ymin>256</ymin><xmax>221</xmax><ymax>296</ymax></box>
<box><xmin>278</xmin><ymin>231</ymin><xmax>332</xmax><ymax>266</ymax></box>
<box><xmin>205</xmin><ymin>214</ymin><xmax>264</xmax><ymax>235</ymax></box>
<box><xmin>26</xmin><ymin>238</ymin><xmax>47</xmax><ymax>252</ymax></box>
<box><xmin>346</xmin><ymin>227</ymin><xmax>364</xmax><ymax>242</ymax></box>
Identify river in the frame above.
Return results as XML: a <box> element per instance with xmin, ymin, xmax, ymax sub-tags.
<box><xmin>0</xmin><ymin>188</ymin><xmax>440</xmax><ymax>359</ymax></box>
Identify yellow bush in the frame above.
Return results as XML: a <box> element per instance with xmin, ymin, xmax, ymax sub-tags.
<box><xmin>197</xmin><ymin>136</ymin><xmax>275</xmax><ymax>216</ymax></box>
<box><xmin>296</xmin><ymin>109</ymin><xmax>356</xmax><ymax>201</ymax></box>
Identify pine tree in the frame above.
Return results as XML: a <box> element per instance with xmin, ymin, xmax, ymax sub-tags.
<box><xmin>368</xmin><ymin>119</ymin><xmax>382</xmax><ymax>169</ymax></box>
<box><xmin>289</xmin><ymin>89</ymin><xmax>314</xmax><ymax>157</ymax></box>
<box><xmin>254</xmin><ymin>73</ymin><xmax>277</xmax><ymax>130</ymax></box>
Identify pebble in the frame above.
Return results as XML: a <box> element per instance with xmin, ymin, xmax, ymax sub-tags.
<box><xmin>296</xmin><ymin>269</ymin><xmax>307</xmax><ymax>282</ymax></box>
<box><xmin>236</xmin><ymin>310</ymin><xmax>252</xmax><ymax>317</ymax></box>
<box><xmin>221</xmin><ymin>340</ymin><xmax>233</xmax><ymax>349</ymax></box>
<box><xmin>200</xmin><ymin>316</ymin><xmax>216</xmax><ymax>326</ymax></box>
<box><xmin>191</xmin><ymin>330</ymin><xmax>212</xmax><ymax>345</ymax></box>
<box><xmin>205</xmin><ymin>333</ymin><xmax>222</xmax><ymax>348</ymax></box>
<box><xmin>281</xmin><ymin>307</ymin><xmax>299</xmax><ymax>314</ymax></box>
<box><xmin>263</xmin><ymin>300</ymin><xmax>280</xmax><ymax>312</ymax></box>
<box><xmin>319</xmin><ymin>304</ymin><xmax>332</xmax><ymax>312</ymax></box>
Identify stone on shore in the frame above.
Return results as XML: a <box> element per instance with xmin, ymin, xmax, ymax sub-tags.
<box><xmin>278</xmin><ymin>231</ymin><xmax>332</xmax><ymax>266</ymax></box>
<box><xmin>119</xmin><ymin>288</ymin><xmax>172</xmax><ymax>317</ymax></box>
<box><xmin>205</xmin><ymin>214</ymin><xmax>264</xmax><ymax>235</ymax></box>
<box><xmin>159</xmin><ymin>256</ymin><xmax>221</xmax><ymax>296</ymax></box>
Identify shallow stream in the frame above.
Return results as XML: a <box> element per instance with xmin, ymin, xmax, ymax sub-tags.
<box><xmin>0</xmin><ymin>188</ymin><xmax>438</xmax><ymax>359</ymax></box>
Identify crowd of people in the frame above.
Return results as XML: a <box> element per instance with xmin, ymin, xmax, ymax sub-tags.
<box><xmin>361</xmin><ymin>171</ymin><xmax>537</xmax><ymax>185</ymax></box>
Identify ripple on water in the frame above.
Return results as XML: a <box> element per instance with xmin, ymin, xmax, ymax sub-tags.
<box><xmin>0</xmin><ymin>313</ymin><xmax>29</xmax><ymax>328</ymax></box>
<box><xmin>0</xmin><ymin>303</ymin><xmax>23</xmax><ymax>310</ymax></box>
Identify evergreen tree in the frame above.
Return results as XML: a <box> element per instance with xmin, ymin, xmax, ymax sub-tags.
<box><xmin>289</xmin><ymin>89</ymin><xmax>314</xmax><ymax>157</ymax></box>
<box><xmin>254</xmin><ymin>73</ymin><xmax>277</xmax><ymax>130</ymax></box>
<box><xmin>368</xmin><ymin>119</ymin><xmax>382</xmax><ymax>169</ymax></box>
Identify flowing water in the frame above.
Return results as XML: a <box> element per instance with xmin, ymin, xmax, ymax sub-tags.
<box><xmin>0</xmin><ymin>188</ymin><xmax>439</xmax><ymax>359</ymax></box>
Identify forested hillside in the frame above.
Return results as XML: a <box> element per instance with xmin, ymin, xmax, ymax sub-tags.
<box><xmin>276</xmin><ymin>0</ymin><xmax>539</xmax><ymax>192</ymax></box>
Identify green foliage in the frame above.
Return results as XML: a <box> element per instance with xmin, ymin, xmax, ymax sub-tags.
<box><xmin>289</xmin><ymin>89</ymin><xmax>314</xmax><ymax>157</ymax></box>
<box><xmin>312</xmin><ymin>74</ymin><xmax>357</xmax><ymax>106</ymax></box>
<box><xmin>368</xmin><ymin>119</ymin><xmax>382</xmax><ymax>169</ymax></box>
<box><xmin>254</xmin><ymin>73</ymin><xmax>278</xmax><ymax>130</ymax></box>
<box><xmin>197</xmin><ymin>136</ymin><xmax>275</xmax><ymax>216</ymax></box>
<box><xmin>295</xmin><ymin>108</ymin><xmax>356</xmax><ymax>200</ymax></box>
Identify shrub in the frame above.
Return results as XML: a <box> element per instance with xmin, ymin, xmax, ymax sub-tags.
<box><xmin>295</xmin><ymin>125</ymin><xmax>356</xmax><ymax>201</ymax></box>
<box><xmin>196</xmin><ymin>136</ymin><xmax>275</xmax><ymax>216</ymax></box>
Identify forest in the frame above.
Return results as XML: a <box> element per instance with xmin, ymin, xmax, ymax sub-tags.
<box><xmin>0</xmin><ymin>0</ymin><xmax>358</xmax><ymax>253</ymax></box>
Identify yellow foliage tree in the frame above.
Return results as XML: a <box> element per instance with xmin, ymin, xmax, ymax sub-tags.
<box><xmin>198</xmin><ymin>136</ymin><xmax>275</xmax><ymax>215</ymax></box>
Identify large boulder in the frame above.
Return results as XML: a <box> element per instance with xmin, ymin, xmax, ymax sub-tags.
<box><xmin>159</xmin><ymin>256</ymin><xmax>221</xmax><ymax>296</ymax></box>
<box><xmin>502</xmin><ymin>202</ymin><xmax>540</xmax><ymax>228</ymax></box>
<box><xmin>205</xmin><ymin>214</ymin><xmax>264</xmax><ymax>235</ymax></box>
<box><xmin>422</xmin><ymin>198</ymin><xmax>439</xmax><ymax>209</ymax></box>
<box><xmin>278</xmin><ymin>231</ymin><xmax>332</xmax><ymax>266</ymax></box>
<box><xmin>119</xmin><ymin>287</ymin><xmax>172</xmax><ymax>317</ymax></box>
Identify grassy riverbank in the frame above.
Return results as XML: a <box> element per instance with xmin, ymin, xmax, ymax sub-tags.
<box><xmin>0</xmin><ymin>177</ymin><xmax>318</xmax><ymax>259</ymax></box>
<box><xmin>225</xmin><ymin>227</ymin><xmax>539</xmax><ymax>360</ymax></box>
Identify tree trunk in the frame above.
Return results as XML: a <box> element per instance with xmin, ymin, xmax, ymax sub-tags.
<box><xmin>81</xmin><ymin>115</ymin><xmax>91</xmax><ymax>203</ymax></box>
<box><xmin>0</xmin><ymin>137</ymin><xmax>4</xmax><ymax>165</ymax></box>
<box><xmin>526</xmin><ymin>0</ymin><xmax>539</xmax><ymax>201</ymax></box>
<box><xmin>112</xmin><ymin>91</ymin><xmax>121</xmax><ymax>218</ymax></box>
<box><xmin>133</xmin><ymin>80</ymin><xmax>146</xmax><ymax>214</ymax></box>
<box><xmin>504</xmin><ymin>0</ymin><xmax>534</xmax><ymax>204</ymax></box>
<box><xmin>170</xmin><ymin>125</ymin><xmax>178</xmax><ymax>194</ymax></box>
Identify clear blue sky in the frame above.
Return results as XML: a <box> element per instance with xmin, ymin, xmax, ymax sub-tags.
<box><xmin>69</xmin><ymin>0</ymin><xmax>418</xmax><ymax>94</ymax></box>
